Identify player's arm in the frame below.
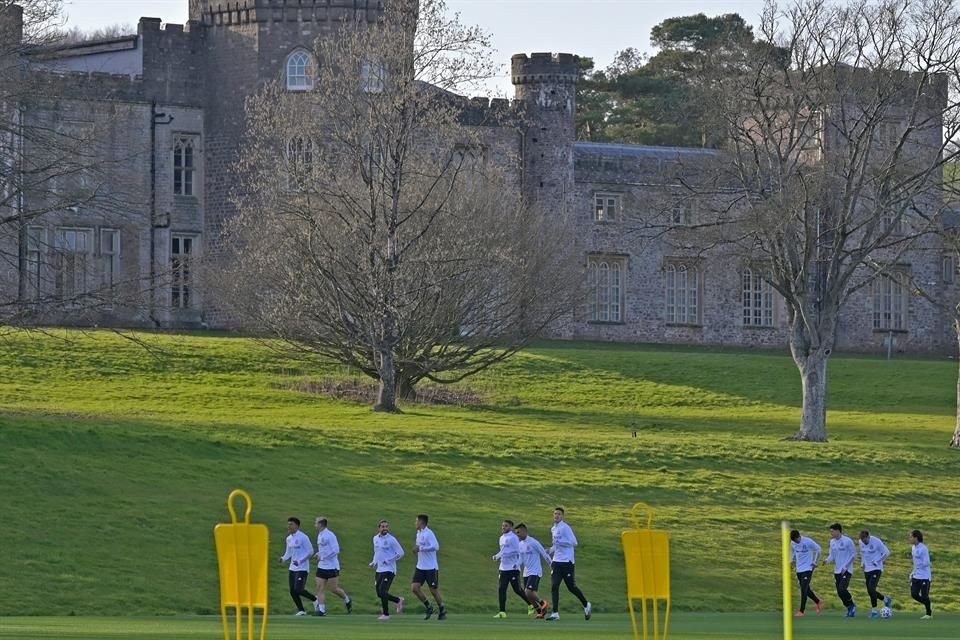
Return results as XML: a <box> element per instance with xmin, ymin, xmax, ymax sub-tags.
<box><xmin>812</xmin><ymin>540</ymin><xmax>822</xmax><ymax>565</ymax></box>
<box><xmin>535</xmin><ymin>539</ymin><xmax>552</xmax><ymax>564</ymax></box>
<box><xmin>420</xmin><ymin>532</ymin><xmax>439</xmax><ymax>552</ymax></box>
<box><xmin>392</xmin><ymin>538</ymin><xmax>405</xmax><ymax>561</ymax></box>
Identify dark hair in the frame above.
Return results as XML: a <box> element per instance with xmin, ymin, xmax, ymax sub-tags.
<box><xmin>317</xmin><ymin>517</ymin><xmax>328</xmax><ymax>527</ymax></box>
<box><xmin>515</xmin><ymin>523</ymin><xmax>527</xmax><ymax>530</ymax></box>
<box><xmin>790</xmin><ymin>529</ymin><xmax>800</xmax><ymax>542</ymax></box>
<box><xmin>554</xmin><ymin>507</ymin><xmax>565</xmax><ymax>514</ymax></box>
<box><xmin>417</xmin><ymin>514</ymin><xmax>429</xmax><ymax>525</ymax></box>
<box><xmin>912</xmin><ymin>529</ymin><xmax>924</xmax><ymax>543</ymax></box>
<box><xmin>288</xmin><ymin>517</ymin><xmax>300</xmax><ymax>526</ymax></box>
<box><xmin>859</xmin><ymin>530</ymin><xmax>870</xmax><ymax>539</ymax></box>
<box><xmin>503</xmin><ymin>519</ymin><xmax>514</xmax><ymax>527</ymax></box>
<box><xmin>829</xmin><ymin>523</ymin><xmax>843</xmax><ymax>532</ymax></box>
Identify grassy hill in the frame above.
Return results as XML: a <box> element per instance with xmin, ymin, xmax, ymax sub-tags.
<box><xmin>1</xmin><ymin>330</ymin><xmax>958</xmax><ymax>619</ymax></box>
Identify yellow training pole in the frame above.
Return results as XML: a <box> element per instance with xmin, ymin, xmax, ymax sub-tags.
<box><xmin>781</xmin><ymin>521</ymin><xmax>793</xmax><ymax>640</ymax></box>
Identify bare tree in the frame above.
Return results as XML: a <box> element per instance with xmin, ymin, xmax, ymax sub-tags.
<box><xmin>689</xmin><ymin>0</ymin><xmax>960</xmax><ymax>441</ymax></box>
<box><xmin>52</xmin><ymin>24</ymin><xmax>135</xmax><ymax>45</ymax></box>
<box><xmin>219</xmin><ymin>0</ymin><xmax>580</xmax><ymax>412</ymax></box>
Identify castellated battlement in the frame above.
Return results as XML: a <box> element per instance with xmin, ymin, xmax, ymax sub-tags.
<box><xmin>457</xmin><ymin>96</ymin><xmax>520</xmax><ymax>126</ymax></box>
<box><xmin>511</xmin><ymin>53</ymin><xmax>579</xmax><ymax>86</ymax></box>
<box><xmin>198</xmin><ymin>0</ymin><xmax>383</xmax><ymax>26</ymax></box>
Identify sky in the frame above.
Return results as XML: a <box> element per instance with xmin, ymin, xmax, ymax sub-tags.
<box><xmin>62</xmin><ymin>0</ymin><xmax>768</xmax><ymax>95</ymax></box>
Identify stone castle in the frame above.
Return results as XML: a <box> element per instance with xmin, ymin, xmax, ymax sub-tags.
<box><xmin>3</xmin><ymin>0</ymin><xmax>956</xmax><ymax>354</ymax></box>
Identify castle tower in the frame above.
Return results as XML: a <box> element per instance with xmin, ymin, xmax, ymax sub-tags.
<box><xmin>511</xmin><ymin>53</ymin><xmax>578</xmax><ymax>218</ymax></box>
<box><xmin>196</xmin><ymin>0</ymin><xmax>383</xmax><ymax>324</ymax></box>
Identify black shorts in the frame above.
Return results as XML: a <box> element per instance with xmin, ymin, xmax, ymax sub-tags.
<box><xmin>316</xmin><ymin>568</ymin><xmax>340</xmax><ymax>580</ymax></box>
<box><xmin>524</xmin><ymin>575</ymin><xmax>541</xmax><ymax>591</ymax></box>
<box><xmin>412</xmin><ymin>568</ymin><xmax>439</xmax><ymax>588</ymax></box>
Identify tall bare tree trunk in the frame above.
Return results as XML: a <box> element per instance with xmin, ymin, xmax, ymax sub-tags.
<box><xmin>952</xmin><ymin>326</ymin><xmax>960</xmax><ymax>449</ymax></box>
<box><xmin>795</xmin><ymin>352</ymin><xmax>829</xmax><ymax>442</ymax></box>
<box><xmin>374</xmin><ymin>344</ymin><xmax>399</xmax><ymax>413</ymax></box>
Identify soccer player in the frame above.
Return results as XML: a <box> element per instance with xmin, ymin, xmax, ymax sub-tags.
<box><xmin>546</xmin><ymin>507</ymin><xmax>592</xmax><ymax>621</ymax></box>
<box><xmin>279</xmin><ymin>517</ymin><xmax>317</xmax><ymax>616</ymax></box>
<box><xmin>822</xmin><ymin>523</ymin><xmax>857</xmax><ymax>617</ymax></box>
<box><xmin>370</xmin><ymin>519</ymin><xmax>405</xmax><ymax>621</ymax></box>
<box><xmin>909</xmin><ymin>529</ymin><xmax>933</xmax><ymax>619</ymax></box>
<box><xmin>491</xmin><ymin>519</ymin><xmax>527</xmax><ymax>618</ymax></box>
<box><xmin>516</xmin><ymin>523</ymin><xmax>552</xmax><ymax>618</ymax></box>
<box><xmin>411</xmin><ymin>514</ymin><xmax>447</xmax><ymax>620</ymax></box>
<box><xmin>858</xmin><ymin>530</ymin><xmax>892</xmax><ymax>618</ymax></box>
<box><xmin>789</xmin><ymin>529</ymin><xmax>823</xmax><ymax>617</ymax></box>
<box><xmin>312</xmin><ymin>516</ymin><xmax>352</xmax><ymax>616</ymax></box>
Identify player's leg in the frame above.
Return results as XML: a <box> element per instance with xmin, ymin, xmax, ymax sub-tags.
<box><xmin>314</xmin><ymin>576</ymin><xmax>327</xmax><ymax>614</ymax></box>
<box><xmin>497</xmin><ymin>571</ymin><xmax>509</xmax><ymax>613</ymax></box>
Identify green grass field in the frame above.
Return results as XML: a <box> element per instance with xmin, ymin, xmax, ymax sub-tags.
<box><xmin>1</xmin><ymin>329</ymin><xmax>959</xmax><ymax>639</ymax></box>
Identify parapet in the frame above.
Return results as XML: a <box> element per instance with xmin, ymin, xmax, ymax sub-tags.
<box><xmin>511</xmin><ymin>53</ymin><xmax>579</xmax><ymax>86</ymax></box>
<box><xmin>199</xmin><ymin>0</ymin><xmax>384</xmax><ymax>26</ymax></box>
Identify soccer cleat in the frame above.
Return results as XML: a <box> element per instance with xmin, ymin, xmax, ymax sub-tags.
<box><xmin>870</xmin><ymin>609</ymin><xmax>879</xmax><ymax>619</ymax></box>
<box><xmin>314</xmin><ymin>610</ymin><xmax>326</xmax><ymax>617</ymax></box>
<box><xmin>584</xmin><ymin>601</ymin><xmax>592</xmax><ymax>620</ymax></box>
<box><xmin>794</xmin><ymin>611</ymin><xmax>805</xmax><ymax>617</ymax></box>
<box><xmin>546</xmin><ymin>612</ymin><xmax>560</xmax><ymax>621</ymax></box>
<box><xmin>437</xmin><ymin>609</ymin><xmax>447</xmax><ymax>620</ymax></box>
<box><xmin>883</xmin><ymin>596</ymin><xmax>893</xmax><ymax>608</ymax></box>
<box><xmin>921</xmin><ymin>614</ymin><xmax>932</xmax><ymax>619</ymax></box>
<box><xmin>846</xmin><ymin>605</ymin><xmax>856</xmax><ymax>618</ymax></box>
<box><xmin>536</xmin><ymin>612</ymin><xmax>545</xmax><ymax>619</ymax></box>
<box><xmin>294</xmin><ymin>611</ymin><xmax>307</xmax><ymax>616</ymax></box>
<box><xmin>345</xmin><ymin>598</ymin><xmax>353</xmax><ymax>614</ymax></box>
<box><xmin>377</xmin><ymin>614</ymin><xmax>390</xmax><ymax>621</ymax></box>
<box><xmin>539</xmin><ymin>600</ymin><xmax>550</xmax><ymax>616</ymax></box>
<box><xmin>493</xmin><ymin>611</ymin><xmax>507</xmax><ymax>619</ymax></box>
<box><xmin>815</xmin><ymin>599</ymin><xmax>824</xmax><ymax>614</ymax></box>
<box><xmin>528</xmin><ymin>604</ymin><xmax>536</xmax><ymax>616</ymax></box>
<box><xmin>424</xmin><ymin>605</ymin><xmax>435</xmax><ymax>620</ymax></box>
<box><xmin>396</xmin><ymin>597</ymin><xmax>404</xmax><ymax>614</ymax></box>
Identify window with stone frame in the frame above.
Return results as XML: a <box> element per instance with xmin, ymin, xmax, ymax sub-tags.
<box><xmin>171</xmin><ymin>234</ymin><xmax>199</xmax><ymax>309</ymax></box>
<box><xmin>53</xmin><ymin>227</ymin><xmax>93</xmax><ymax>301</ymax></box>
<box><xmin>173</xmin><ymin>135</ymin><xmax>197</xmax><ymax>197</ymax></box>
<box><xmin>872</xmin><ymin>270</ymin><xmax>909</xmax><ymax>331</ymax></box>
<box><xmin>361</xmin><ymin>61</ymin><xmax>386</xmax><ymax>93</ymax></box>
<box><xmin>943</xmin><ymin>253</ymin><xmax>957</xmax><ymax>284</ymax></box>
<box><xmin>665</xmin><ymin>260</ymin><xmax>700</xmax><ymax>325</ymax></box>
<box><xmin>286</xmin><ymin>50</ymin><xmax>315</xmax><ymax>91</ymax></box>
<box><xmin>25</xmin><ymin>225</ymin><xmax>46</xmax><ymax>300</ymax></box>
<box><xmin>588</xmin><ymin>255</ymin><xmax>626</xmax><ymax>323</ymax></box>
<box><xmin>799</xmin><ymin>110</ymin><xmax>823</xmax><ymax>152</ymax></box>
<box><xmin>594</xmin><ymin>193</ymin><xmax>621</xmax><ymax>222</ymax></box>
<box><xmin>100</xmin><ymin>228</ymin><xmax>120</xmax><ymax>295</ymax></box>
<box><xmin>671</xmin><ymin>202</ymin><xmax>692</xmax><ymax>226</ymax></box>
<box><xmin>286</xmin><ymin>136</ymin><xmax>315</xmax><ymax>190</ymax></box>
<box><xmin>742</xmin><ymin>268</ymin><xmax>775</xmax><ymax>327</ymax></box>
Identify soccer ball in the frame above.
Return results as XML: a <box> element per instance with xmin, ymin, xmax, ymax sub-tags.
<box><xmin>880</xmin><ymin>606</ymin><xmax>893</xmax><ymax>618</ymax></box>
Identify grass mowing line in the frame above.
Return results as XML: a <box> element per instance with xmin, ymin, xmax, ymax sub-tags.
<box><xmin>1</xmin><ymin>614</ymin><xmax>958</xmax><ymax>639</ymax></box>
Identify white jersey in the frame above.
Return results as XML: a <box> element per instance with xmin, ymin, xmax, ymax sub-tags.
<box><xmin>371</xmin><ymin>533</ymin><xmax>404</xmax><ymax>574</ymax></box>
<box><xmin>859</xmin><ymin>536</ymin><xmax>890</xmax><ymax>572</ymax></box>
<box><xmin>824</xmin><ymin>535</ymin><xmax>857</xmax><ymax>575</ymax></box>
<box><xmin>519</xmin><ymin>535</ymin><xmax>552</xmax><ymax>578</ymax></box>
<box><xmin>790</xmin><ymin>536</ymin><xmax>822</xmax><ymax>573</ymax></box>
<box><xmin>550</xmin><ymin>521</ymin><xmax>578</xmax><ymax>564</ymax></box>
<box><xmin>316</xmin><ymin>528</ymin><xmax>341</xmax><ymax>571</ymax></box>
<box><xmin>911</xmin><ymin>542</ymin><xmax>932</xmax><ymax>580</ymax></box>
<box><xmin>282</xmin><ymin>530</ymin><xmax>314</xmax><ymax>572</ymax></box>
<box><xmin>495</xmin><ymin>531</ymin><xmax>521</xmax><ymax>571</ymax></box>
<box><xmin>415</xmin><ymin>527</ymin><xmax>440</xmax><ymax>570</ymax></box>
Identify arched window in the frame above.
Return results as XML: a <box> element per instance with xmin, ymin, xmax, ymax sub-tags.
<box><xmin>286</xmin><ymin>50</ymin><xmax>315</xmax><ymax>91</ymax></box>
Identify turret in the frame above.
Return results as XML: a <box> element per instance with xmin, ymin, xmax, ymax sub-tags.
<box><xmin>512</xmin><ymin>53</ymin><xmax>578</xmax><ymax>216</ymax></box>
<box><xmin>1</xmin><ymin>3</ymin><xmax>24</xmax><ymax>49</ymax></box>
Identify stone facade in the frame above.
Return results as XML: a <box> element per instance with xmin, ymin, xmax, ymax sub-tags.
<box><xmin>4</xmin><ymin>1</ymin><xmax>956</xmax><ymax>353</ymax></box>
